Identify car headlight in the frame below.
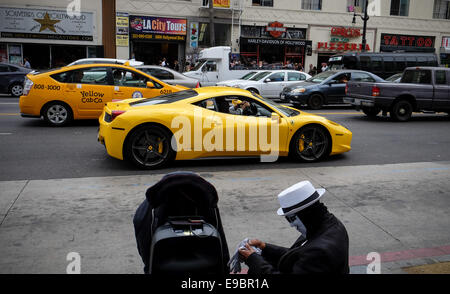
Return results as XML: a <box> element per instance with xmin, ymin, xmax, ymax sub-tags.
<box><xmin>291</xmin><ymin>88</ymin><xmax>306</xmax><ymax>94</ymax></box>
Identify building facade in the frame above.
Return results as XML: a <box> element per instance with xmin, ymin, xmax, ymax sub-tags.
<box><xmin>1</xmin><ymin>0</ymin><xmax>449</xmax><ymax>69</ymax></box>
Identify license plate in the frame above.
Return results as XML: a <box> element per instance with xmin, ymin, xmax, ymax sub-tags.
<box><xmin>280</xmin><ymin>94</ymin><xmax>285</xmax><ymax>99</ymax></box>
<box><xmin>354</xmin><ymin>98</ymin><xmax>360</xmax><ymax>105</ymax></box>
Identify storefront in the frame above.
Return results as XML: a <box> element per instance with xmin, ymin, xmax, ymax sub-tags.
<box><xmin>129</xmin><ymin>15</ymin><xmax>187</xmax><ymax>66</ymax></box>
<box><xmin>310</xmin><ymin>25</ymin><xmax>375</xmax><ymax>71</ymax></box>
<box><xmin>239</xmin><ymin>22</ymin><xmax>311</xmax><ymax>68</ymax></box>
<box><xmin>0</xmin><ymin>6</ymin><xmax>101</xmax><ymax>69</ymax></box>
<box><xmin>441</xmin><ymin>36</ymin><xmax>450</xmax><ymax>68</ymax></box>
<box><xmin>380</xmin><ymin>33</ymin><xmax>436</xmax><ymax>53</ymax></box>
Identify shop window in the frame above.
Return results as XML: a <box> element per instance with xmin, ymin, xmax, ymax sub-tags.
<box><xmin>252</xmin><ymin>0</ymin><xmax>273</xmax><ymax>7</ymax></box>
<box><xmin>390</xmin><ymin>0</ymin><xmax>409</xmax><ymax>16</ymax></box>
<box><xmin>347</xmin><ymin>0</ymin><xmax>367</xmax><ymax>13</ymax></box>
<box><xmin>267</xmin><ymin>72</ymin><xmax>285</xmax><ymax>82</ymax></box>
<box><xmin>302</xmin><ymin>0</ymin><xmax>322</xmax><ymax>10</ymax></box>
<box><xmin>433</xmin><ymin>0</ymin><xmax>450</xmax><ymax>19</ymax></box>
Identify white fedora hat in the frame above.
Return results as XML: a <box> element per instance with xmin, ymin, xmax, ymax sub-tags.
<box><xmin>277</xmin><ymin>181</ymin><xmax>326</xmax><ymax>216</ymax></box>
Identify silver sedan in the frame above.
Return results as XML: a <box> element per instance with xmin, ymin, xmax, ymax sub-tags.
<box><xmin>136</xmin><ymin>65</ymin><xmax>200</xmax><ymax>88</ymax></box>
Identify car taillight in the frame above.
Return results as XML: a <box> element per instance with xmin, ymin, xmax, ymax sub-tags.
<box><xmin>372</xmin><ymin>86</ymin><xmax>380</xmax><ymax>97</ymax></box>
<box><xmin>195</xmin><ymin>81</ymin><xmax>200</xmax><ymax>88</ymax></box>
<box><xmin>345</xmin><ymin>83</ymin><xmax>348</xmax><ymax>95</ymax></box>
<box><xmin>23</xmin><ymin>77</ymin><xmax>33</xmax><ymax>96</ymax></box>
<box><xmin>111</xmin><ymin>110</ymin><xmax>126</xmax><ymax>121</ymax></box>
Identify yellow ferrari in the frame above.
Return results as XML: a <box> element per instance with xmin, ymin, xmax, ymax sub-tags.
<box><xmin>98</xmin><ymin>87</ymin><xmax>352</xmax><ymax>168</ymax></box>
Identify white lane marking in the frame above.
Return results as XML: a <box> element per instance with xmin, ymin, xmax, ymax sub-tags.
<box><xmin>0</xmin><ymin>103</ymin><xmax>19</xmax><ymax>105</ymax></box>
<box><xmin>0</xmin><ymin>133</ymin><xmax>13</xmax><ymax>135</ymax></box>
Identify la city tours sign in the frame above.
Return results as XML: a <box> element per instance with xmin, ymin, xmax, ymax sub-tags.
<box><xmin>266</xmin><ymin>21</ymin><xmax>286</xmax><ymax>38</ymax></box>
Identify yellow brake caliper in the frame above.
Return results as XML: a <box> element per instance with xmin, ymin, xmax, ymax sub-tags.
<box><xmin>299</xmin><ymin>134</ymin><xmax>305</xmax><ymax>152</ymax></box>
<box><xmin>158</xmin><ymin>138</ymin><xmax>164</xmax><ymax>154</ymax></box>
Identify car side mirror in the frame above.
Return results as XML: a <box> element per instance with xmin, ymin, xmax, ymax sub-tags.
<box><xmin>264</xmin><ymin>78</ymin><xmax>271</xmax><ymax>83</ymax></box>
<box><xmin>146</xmin><ymin>81</ymin><xmax>155</xmax><ymax>88</ymax></box>
<box><xmin>271</xmin><ymin>112</ymin><xmax>281</xmax><ymax>123</ymax></box>
<box><xmin>328</xmin><ymin>80</ymin><xmax>337</xmax><ymax>85</ymax></box>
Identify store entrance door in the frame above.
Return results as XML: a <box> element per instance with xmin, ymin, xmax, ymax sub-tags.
<box><xmin>23</xmin><ymin>44</ymin><xmax>50</xmax><ymax>70</ymax></box>
<box><xmin>133</xmin><ymin>41</ymin><xmax>179</xmax><ymax>66</ymax></box>
<box><xmin>317</xmin><ymin>53</ymin><xmax>334</xmax><ymax>73</ymax></box>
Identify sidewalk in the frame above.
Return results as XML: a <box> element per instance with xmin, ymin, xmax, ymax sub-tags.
<box><xmin>1</xmin><ymin>161</ymin><xmax>450</xmax><ymax>273</ymax></box>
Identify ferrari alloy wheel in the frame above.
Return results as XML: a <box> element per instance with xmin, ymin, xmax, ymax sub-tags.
<box><xmin>290</xmin><ymin>125</ymin><xmax>330</xmax><ymax>162</ymax></box>
<box><xmin>126</xmin><ymin>125</ymin><xmax>174</xmax><ymax>169</ymax></box>
<box><xmin>43</xmin><ymin>102</ymin><xmax>73</xmax><ymax>127</ymax></box>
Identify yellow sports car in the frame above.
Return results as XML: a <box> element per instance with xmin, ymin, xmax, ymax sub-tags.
<box><xmin>98</xmin><ymin>87</ymin><xmax>352</xmax><ymax>169</ymax></box>
<box><xmin>19</xmin><ymin>63</ymin><xmax>187</xmax><ymax>126</ymax></box>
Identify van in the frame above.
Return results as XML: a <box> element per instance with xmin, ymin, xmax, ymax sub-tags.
<box><xmin>183</xmin><ymin>46</ymin><xmax>256</xmax><ymax>86</ymax></box>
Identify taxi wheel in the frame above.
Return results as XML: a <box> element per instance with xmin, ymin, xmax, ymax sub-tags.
<box><xmin>125</xmin><ymin>125</ymin><xmax>174</xmax><ymax>169</ymax></box>
<box><xmin>43</xmin><ymin>102</ymin><xmax>73</xmax><ymax>127</ymax></box>
<box><xmin>289</xmin><ymin>125</ymin><xmax>330</xmax><ymax>162</ymax></box>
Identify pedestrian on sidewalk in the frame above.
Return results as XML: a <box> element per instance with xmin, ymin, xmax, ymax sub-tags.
<box><xmin>238</xmin><ymin>180</ymin><xmax>350</xmax><ymax>274</ymax></box>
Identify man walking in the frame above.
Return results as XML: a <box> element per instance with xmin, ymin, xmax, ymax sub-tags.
<box><xmin>239</xmin><ymin>180</ymin><xmax>349</xmax><ymax>274</ymax></box>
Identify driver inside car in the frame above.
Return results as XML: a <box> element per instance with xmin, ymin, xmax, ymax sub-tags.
<box><xmin>229</xmin><ymin>99</ymin><xmax>250</xmax><ymax>115</ymax></box>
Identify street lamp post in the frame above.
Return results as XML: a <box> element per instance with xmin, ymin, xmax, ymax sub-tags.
<box><xmin>352</xmin><ymin>0</ymin><xmax>370</xmax><ymax>52</ymax></box>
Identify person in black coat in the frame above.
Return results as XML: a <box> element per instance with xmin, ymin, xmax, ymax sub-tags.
<box><xmin>239</xmin><ymin>180</ymin><xmax>349</xmax><ymax>274</ymax></box>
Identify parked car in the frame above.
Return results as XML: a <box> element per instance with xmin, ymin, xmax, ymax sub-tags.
<box><xmin>68</xmin><ymin>58</ymin><xmax>144</xmax><ymax>67</ymax></box>
<box><xmin>234</xmin><ymin>70</ymin><xmax>311</xmax><ymax>99</ymax></box>
<box><xmin>281</xmin><ymin>70</ymin><xmax>384</xmax><ymax>110</ymax></box>
<box><xmin>216</xmin><ymin>71</ymin><xmax>261</xmax><ymax>87</ymax></box>
<box><xmin>136</xmin><ymin>65</ymin><xmax>200</xmax><ymax>88</ymax></box>
<box><xmin>344</xmin><ymin>67</ymin><xmax>450</xmax><ymax>121</ymax></box>
<box><xmin>0</xmin><ymin>62</ymin><xmax>33</xmax><ymax>97</ymax></box>
<box><xmin>385</xmin><ymin>73</ymin><xmax>403</xmax><ymax>83</ymax></box>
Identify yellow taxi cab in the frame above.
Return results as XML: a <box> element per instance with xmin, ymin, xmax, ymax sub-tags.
<box><xmin>19</xmin><ymin>63</ymin><xmax>188</xmax><ymax>126</ymax></box>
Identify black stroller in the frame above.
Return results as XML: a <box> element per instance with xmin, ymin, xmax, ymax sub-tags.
<box><xmin>133</xmin><ymin>172</ymin><xmax>230</xmax><ymax>274</ymax></box>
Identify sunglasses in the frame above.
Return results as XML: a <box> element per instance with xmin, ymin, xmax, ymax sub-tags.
<box><xmin>285</xmin><ymin>214</ymin><xmax>297</xmax><ymax>223</ymax></box>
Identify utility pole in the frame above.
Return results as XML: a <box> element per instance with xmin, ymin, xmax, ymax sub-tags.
<box><xmin>208</xmin><ymin>0</ymin><xmax>215</xmax><ymax>47</ymax></box>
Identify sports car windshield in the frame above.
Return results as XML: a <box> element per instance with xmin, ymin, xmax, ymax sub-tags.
<box><xmin>252</xmin><ymin>93</ymin><xmax>300</xmax><ymax>117</ymax></box>
<box><xmin>306</xmin><ymin>71</ymin><xmax>336</xmax><ymax>83</ymax></box>
<box><xmin>129</xmin><ymin>89</ymin><xmax>198</xmax><ymax>106</ymax></box>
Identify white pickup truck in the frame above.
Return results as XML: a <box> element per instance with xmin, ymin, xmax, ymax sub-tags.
<box><xmin>183</xmin><ymin>46</ymin><xmax>256</xmax><ymax>86</ymax></box>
